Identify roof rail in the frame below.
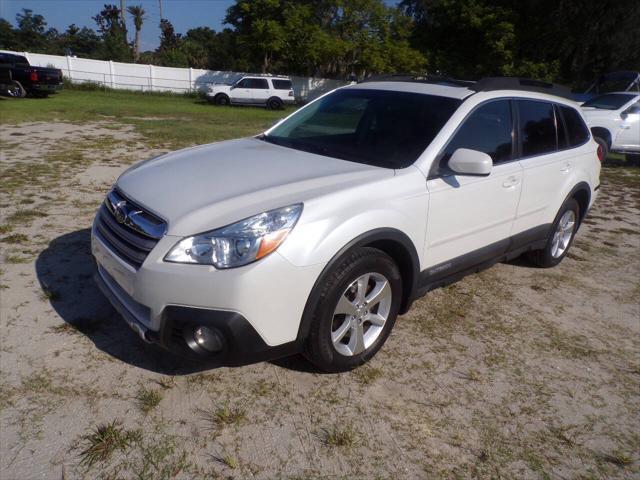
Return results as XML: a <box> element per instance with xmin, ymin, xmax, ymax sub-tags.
<box><xmin>360</xmin><ymin>74</ymin><xmax>475</xmax><ymax>88</ymax></box>
<box><xmin>470</xmin><ymin>77</ymin><xmax>574</xmax><ymax>100</ymax></box>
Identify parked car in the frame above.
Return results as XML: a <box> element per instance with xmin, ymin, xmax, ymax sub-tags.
<box><xmin>573</xmin><ymin>71</ymin><xmax>640</xmax><ymax>103</ymax></box>
<box><xmin>581</xmin><ymin>92</ymin><xmax>640</xmax><ymax>162</ymax></box>
<box><xmin>0</xmin><ymin>53</ymin><xmax>63</xmax><ymax>97</ymax></box>
<box><xmin>206</xmin><ymin>75</ymin><xmax>295</xmax><ymax>109</ymax></box>
<box><xmin>92</xmin><ymin>76</ymin><xmax>600</xmax><ymax>372</ymax></box>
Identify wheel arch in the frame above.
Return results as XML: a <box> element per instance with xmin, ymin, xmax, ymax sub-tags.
<box><xmin>569</xmin><ymin>181</ymin><xmax>591</xmax><ymax>224</ymax></box>
<box><xmin>295</xmin><ymin>228</ymin><xmax>420</xmax><ymax>346</ymax></box>
<box><xmin>591</xmin><ymin>126</ymin><xmax>612</xmax><ymax>147</ymax></box>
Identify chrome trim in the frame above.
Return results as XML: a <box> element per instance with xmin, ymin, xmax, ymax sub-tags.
<box><xmin>105</xmin><ymin>189</ymin><xmax>166</xmax><ymax>240</ymax></box>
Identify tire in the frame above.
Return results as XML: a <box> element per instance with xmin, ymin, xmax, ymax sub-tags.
<box><xmin>527</xmin><ymin>198</ymin><xmax>580</xmax><ymax>268</ymax></box>
<box><xmin>266</xmin><ymin>97</ymin><xmax>283</xmax><ymax>110</ymax></box>
<box><xmin>214</xmin><ymin>94</ymin><xmax>230</xmax><ymax>106</ymax></box>
<box><xmin>593</xmin><ymin>136</ymin><xmax>609</xmax><ymax>161</ymax></box>
<box><xmin>6</xmin><ymin>80</ymin><xmax>26</xmax><ymax>98</ymax></box>
<box><xmin>303</xmin><ymin>247</ymin><xmax>402</xmax><ymax>372</ymax></box>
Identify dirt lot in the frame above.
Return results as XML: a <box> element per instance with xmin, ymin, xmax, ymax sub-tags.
<box><xmin>1</xmin><ymin>114</ymin><xmax>639</xmax><ymax>479</ymax></box>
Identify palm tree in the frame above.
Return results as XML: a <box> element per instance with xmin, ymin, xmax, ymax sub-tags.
<box><xmin>127</xmin><ymin>5</ymin><xmax>145</xmax><ymax>62</ymax></box>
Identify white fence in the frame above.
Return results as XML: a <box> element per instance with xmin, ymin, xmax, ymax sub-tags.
<box><xmin>1</xmin><ymin>49</ymin><xmax>347</xmax><ymax>102</ymax></box>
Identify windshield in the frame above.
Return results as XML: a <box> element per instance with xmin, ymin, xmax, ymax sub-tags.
<box><xmin>262</xmin><ymin>89</ymin><xmax>462</xmax><ymax>168</ymax></box>
<box><xmin>582</xmin><ymin>93</ymin><xmax>636</xmax><ymax>110</ymax></box>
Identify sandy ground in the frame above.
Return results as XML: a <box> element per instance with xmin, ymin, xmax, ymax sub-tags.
<box><xmin>0</xmin><ymin>122</ymin><xmax>639</xmax><ymax>479</ymax></box>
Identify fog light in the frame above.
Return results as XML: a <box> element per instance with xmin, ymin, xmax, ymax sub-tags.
<box><xmin>193</xmin><ymin>326</ymin><xmax>223</xmax><ymax>352</ymax></box>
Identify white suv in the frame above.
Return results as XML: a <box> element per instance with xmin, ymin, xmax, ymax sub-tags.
<box><xmin>92</xmin><ymin>76</ymin><xmax>600</xmax><ymax>372</ymax></box>
<box><xmin>581</xmin><ymin>92</ymin><xmax>640</xmax><ymax>161</ymax></box>
<box><xmin>206</xmin><ymin>75</ymin><xmax>295</xmax><ymax>109</ymax></box>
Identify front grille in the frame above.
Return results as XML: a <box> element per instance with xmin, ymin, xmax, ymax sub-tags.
<box><xmin>95</xmin><ymin>190</ymin><xmax>166</xmax><ymax>269</ymax></box>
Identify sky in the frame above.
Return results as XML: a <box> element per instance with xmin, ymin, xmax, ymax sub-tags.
<box><xmin>1</xmin><ymin>0</ymin><xmax>403</xmax><ymax>52</ymax></box>
<box><xmin>0</xmin><ymin>0</ymin><xmax>235</xmax><ymax>51</ymax></box>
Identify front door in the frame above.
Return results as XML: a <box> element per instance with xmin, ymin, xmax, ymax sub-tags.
<box><xmin>230</xmin><ymin>78</ymin><xmax>253</xmax><ymax>104</ymax></box>
<box><xmin>424</xmin><ymin>99</ymin><xmax>523</xmax><ymax>270</ymax></box>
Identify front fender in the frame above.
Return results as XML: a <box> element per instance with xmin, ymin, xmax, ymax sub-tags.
<box><xmin>277</xmin><ymin>167</ymin><xmax>428</xmax><ymax>269</ymax></box>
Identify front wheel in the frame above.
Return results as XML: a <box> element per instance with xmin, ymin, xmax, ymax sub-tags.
<box><xmin>527</xmin><ymin>198</ymin><xmax>579</xmax><ymax>268</ymax></box>
<box><xmin>303</xmin><ymin>247</ymin><xmax>402</xmax><ymax>372</ymax></box>
<box><xmin>214</xmin><ymin>94</ymin><xmax>230</xmax><ymax>106</ymax></box>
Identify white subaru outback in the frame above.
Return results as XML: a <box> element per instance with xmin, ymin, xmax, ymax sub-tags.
<box><xmin>92</xmin><ymin>76</ymin><xmax>601</xmax><ymax>372</ymax></box>
<box><xmin>206</xmin><ymin>75</ymin><xmax>295</xmax><ymax>109</ymax></box>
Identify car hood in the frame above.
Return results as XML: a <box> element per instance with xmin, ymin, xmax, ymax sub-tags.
<box><xmin>116</xmin><ymin>137</ymin><xmax>393</xmax><ymax>236</ymax></box>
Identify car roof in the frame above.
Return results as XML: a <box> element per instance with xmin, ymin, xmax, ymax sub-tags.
<box><xmin>343</xmin><ymin>80</ymin><xmax>583</xmax><ymax>106</ymax></box>
<box><xmin>344</xmin><ymin>81</ymin><xmax>474</xmax><ymax>100</ymax></box>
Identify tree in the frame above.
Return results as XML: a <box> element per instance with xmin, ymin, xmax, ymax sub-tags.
<box><xmin>57</xmin><ymin>24</ymin><xmax>100</xmax><ymax>57</ymax></box>
<box><xmin>15</xmin><ymin>8</ymin><xmax>48</xmax><ymax>52</ymax></box>
<box><xmin>93</xmin><ymin>4</ymin><xmax>131</xmax><ymax>61</ymax></box>
<box><xmin>127</xmin><ymin>5</ymin><xmax>145</xmax><ymax>62</ymax></box>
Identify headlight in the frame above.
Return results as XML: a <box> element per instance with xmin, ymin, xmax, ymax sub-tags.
<box><xmin>164</xmin><ymin>204</ymin><xmax>303</xmax><ymax>268</ymax></box>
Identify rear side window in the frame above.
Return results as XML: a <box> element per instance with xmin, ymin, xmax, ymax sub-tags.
<box><xmin>440</xmin><ymin>100</ymin><xmax>514</xmax><ymax>168</ymax></box>
<box><xmin>249</xmin><ymin>78</ymin><xmax>268</xmax><ymax>89</ymax></box>
<box><xmin>0</xmin><ymin>54</ymin><xmax>28</xmax><ymax>65</ymax></box>
<box><xmin>559</xmin><ymin>106</ymin><xmax>589</xmax><ymax>147</ymax></box>
<box><xmin>517</xmin><ymin>100</ymin><xmax>557</xmax><ymax>157</ymax></box>
<box><xmin>272</xmin><ymin>79</ymin><xmax>292</xmax><ymax>90</ymax></box>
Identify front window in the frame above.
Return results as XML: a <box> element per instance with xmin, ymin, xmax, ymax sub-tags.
<box><xmin>582</xmin><ymin>93</ymin><xmax>637</xmax><ymax>110</ymax></box>
<box><xmin>262</xmin><ymin>89</ymin><xmax>461</xmax><ymax>168</ymax></box>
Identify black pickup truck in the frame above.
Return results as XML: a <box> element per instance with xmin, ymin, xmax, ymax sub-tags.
<box><xmin>0</xmin><ymin>52</ymin><xmax>63</xmax><ymax>97</ymax></box>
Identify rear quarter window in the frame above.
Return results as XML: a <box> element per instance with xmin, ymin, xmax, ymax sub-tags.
<box><xmin>559</xmin><ymin>105</ymin><xmax>590</xmax><ymax>147</ymax></box>
<box><xmin>272</xmin><ymin>79</ymin><xmax>292</xmax><ymax>90</ymax></box>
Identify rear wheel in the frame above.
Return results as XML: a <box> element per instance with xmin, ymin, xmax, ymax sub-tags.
<box><xmin>266</xmin><ymin>97</ymin><xmax>283</xmax><ymax>110</ymax></box>
<box><xmin>303</xmin><ymin>247</ymin><xmax>402</xmax><ymax>372</ymax></box>
<box><xmin>527</xmin><ymin>198</ymin><xmax>579</xmax><ymax>268</ymax></box>
<box><xmin>5</xmin><ymin>80</ymin><xmax>26</xmax><ymax>98</ymax></box>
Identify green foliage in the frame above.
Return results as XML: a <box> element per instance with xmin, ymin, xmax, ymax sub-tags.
<box><xmin>0</xmin><ymin>0</ymin><xmax>638</xmax><ymax>86</ymax></box>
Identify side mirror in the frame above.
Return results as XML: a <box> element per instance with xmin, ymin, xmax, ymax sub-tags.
<box><xmin>448</xmin><ymin>148</ymin><xmax>493</xmax><ymax>176</ymax></box>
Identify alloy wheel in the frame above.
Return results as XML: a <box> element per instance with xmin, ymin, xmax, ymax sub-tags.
<box><xmin>331</xmin><ymin>272</ymin><xmax>392</xmax><ymax>356</ymax></box>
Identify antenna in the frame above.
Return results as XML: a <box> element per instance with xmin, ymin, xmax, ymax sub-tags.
<box><xmin>158</xmin><ymin>0</ymin><xmax>163</xmax><ymax>20</ymax></box>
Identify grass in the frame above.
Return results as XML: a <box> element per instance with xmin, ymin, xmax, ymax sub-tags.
<box><xmin>135</xmin><ymin>387</ymin><xmax>163</xmax><ymax>414</ymax></box>
<box><xmin>78</xmin><ymin>421</ymin><xmax>140</xmax><ymax>467</ymax></box>
<box><xmin>322</xmin><ymin>424</ymin><xmax>359</xmax><ymax>448</ymax></box>
<box><xmin>1</xmin><ymin>233</ymin><xmax>28</xmax><ymax>244</ymax></box>
<box><xmin>197</xmin><ymin>404</ymin><xmax>246</xmax><ymax>432</ymax></box>
<box><xmin>0</xmin><ymin>89</ymin><xmax>293</xmax><ymax>149</ymax></box>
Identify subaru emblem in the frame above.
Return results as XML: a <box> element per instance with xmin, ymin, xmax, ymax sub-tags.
<box><xmin>114</xmin><ymin>201</ymin><xmax>127</xmax><ymax>224</ymax></box>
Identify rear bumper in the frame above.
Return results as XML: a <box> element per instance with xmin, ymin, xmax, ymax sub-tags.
<box><xmin>31</xmin><ymin>82</ymin><xmax>63</xmax><ymax>92</ymax></box>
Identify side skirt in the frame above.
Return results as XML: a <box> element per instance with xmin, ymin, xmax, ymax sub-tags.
<box><xmin>414</xmin><ymin>224</ymin><xmax>551</xmax><ymax>297</ymax></box>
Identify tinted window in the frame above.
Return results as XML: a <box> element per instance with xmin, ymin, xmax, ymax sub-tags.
<box><xmin>249</xmin><ymin>78</ymin><xmax>268</xmax><ymax>89</ymax></box>
<box><xmin>518</xmin><ymin>100</ymin><xmax>557</xmax><ymax>157</ymax></box>
<box><xmin>263</xmin><ymin>89</ymin><xmax>461</xmax><ymax>168</ymax></box>
<box><xmin>235</xmin><ymin>78</ymin><xmax>250</xmax><ymax>88</ymax></box>
<box><xmin>439</xmin><ymin>100</ymin><xmax>513</xmax><ymax>171</ymax></box>
<box><xmin>272</xmin><ymin>79</ymin><xmax>292</xmax><ymax>90</ymax></box>
<box><xmin>559</xmin><ymin>105</ymin><xmax>589</xmax><ymax>146</ymax></box>
<box><xmin>0</xmin><ymin>54</ymin><xmax>28</xmax><ymax>65</ymax></box>
<box><xmin>582</xmin><ymin>93</ymin><xmax>636</xmax><ymax>110</ymax></box>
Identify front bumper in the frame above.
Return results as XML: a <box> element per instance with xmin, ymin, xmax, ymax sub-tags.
<box><xmin>91</xmin><ymin>221</ymin><xmax>325</xmax><ymax>364</ymax></box>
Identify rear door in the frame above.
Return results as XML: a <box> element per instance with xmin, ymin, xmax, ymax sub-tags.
<box><xmin>249</xmin><ymin>78</ymin><xmax>270</xmax><ymax>104</ymax></box>
<box><xmin>424</xmin><ymin>99</ymin><xmax>523</xmax><ymax>269</ymax></box>
<box><xmin>512</xmin><ymin>99</ymin><xmax>573</xmax><ymax>235</ymax></box>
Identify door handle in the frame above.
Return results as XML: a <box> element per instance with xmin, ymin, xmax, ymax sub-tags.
<box><xmin>560</xmin><ymin>162</ymin><xmax>572</xmax><ymax>172</ymax></box>
<box><xmin>502</xmin><ymin>176</ymin><xmax>520</xmax><ymax>188</ymax></box>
